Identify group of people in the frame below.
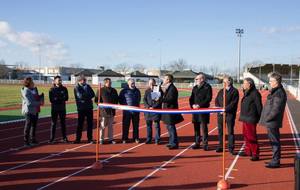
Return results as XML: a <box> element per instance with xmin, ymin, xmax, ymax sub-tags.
<box><xmin>21</xmin><ymin>72</ymin><xmax>287</xmax><ymax>168</ymax></box>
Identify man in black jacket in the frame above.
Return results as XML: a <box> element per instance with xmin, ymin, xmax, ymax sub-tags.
<box><xmin>144</xmin><ymin>79</ymin><xmax>163</xmax><ymax>144</ymax></box>
<box><xmin>239</xmin><ymin>78</ymin><xmax>262</xmax><ymax>161</ymax></box>
<box><xmin>73</xmin><ymin>75</ymin><xmax>95</xmax><ymax>144</ymax></box>
<box><xmin>259</xmin><ymin>72</ymin><xmax>287</xmax><ymax>168</ymax></box>
<box><xmin>215</xmin><ymin>76</ymin><xmax>239</xmax><ymax>155</ymax></box>
<box><xmin>161</xmin><ymin>74</ymin><xmax>184</xmax><ymax>150</ymax></box>
<box><xmin>119</xmin><ymin>78</ymin><xmax>141</xmax><ymax>143</ymax></box>
<box><xmin>95</xmin><ymin>78</ymin><xmax>119</xmax><ymax>144</ymax></box>
<box><xmin>189</xmin><ymin>73</ymin><xmax>212</xmax><ymax>150</ymax></box>
<box><xmin>49</xmin><ymin>76</ymin><xmax>69</xmax><ymax>143</ymax></box>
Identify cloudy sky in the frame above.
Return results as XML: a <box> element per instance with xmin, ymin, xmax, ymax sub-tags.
<box><xmin>1</xmin><ymin>0</ymin><xmax>300</xmax><ymax>70</ymax></box>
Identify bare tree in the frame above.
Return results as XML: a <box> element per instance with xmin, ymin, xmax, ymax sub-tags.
<box><xmin>0</xmin><ymin>60</ymin><xmax>10</xmax><ymax>79</ymax></box>
<box><xmin>132</xmin><ymin>64</ymin><xmax>146</xmax><ymax>73</ymax></box>
<box><xmin>168</xmin><ymin>58</ymin><xmax>189</xmax><ymax>71</ymax></box>
<box><xmin>115</xmin><ymin>62</ymin><xmax>131</xmax><ymax>75</ymax></box>
<box><xmin>209</xmin><ymin>65</ymin><xmax>219</xmax><ymax>77</ymax></box>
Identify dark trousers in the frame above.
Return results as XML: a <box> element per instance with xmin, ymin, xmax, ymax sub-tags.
<box><xmin>242</xmin><ymin>122</ymin><xmax>259</xmax><ymax>157</ymax></box>
<box><xmin>50</xmin><ymin>109</ymin><xmax>67</xmax><ymax>141</ymax></box>
<box><xmin>76</xmin><ymin>109</ymin><xmax>93</xmax><ymax>141</ymax></box>
<box><xmin>267</xmin><ymin>127</ymin><xmax>281</xmax><ymax>163</ymax></box>
<box><xmin>193</xmin><ymin>122</ymin><xmax>208</xmax><ymax>146</ymax></box>
<box><xmin>146</xmin><ymin>120</ymin><xmax>161</xmax><ymax>142</ymax></box>
<box><xmin>217</xmin><ymin>114</ymin><xmax>235</xmax><ymax>150</ymax></box>
<box><xmin>166</xmin><ymin>124</ymin><xmax>178</xmax><ymax>146</ymax></box>
<box><xmin>122</xmin><ymin>111</ymin><xmax>140</xmax><ymax>141</ymax></box>
<box><xmin>24</xmin><ymin>113</ymin><xmax>39</xmax><ymax>142</ymax></box>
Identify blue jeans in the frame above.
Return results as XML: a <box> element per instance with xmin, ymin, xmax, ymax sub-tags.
<box><xmin>146</xmin><ymin>120</ymin><xmax>161</xmax><ymax>142</ymax></box>
<box><xmin>166</xmin><ymin>124</ymin><xmax>178</xmax><ymax>146</ymax></box>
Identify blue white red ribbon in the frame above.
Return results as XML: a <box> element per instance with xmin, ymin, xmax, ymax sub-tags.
<box><xmin>98</xmin><ymin>103</ymin><xmax>224</xmax><ymax>114</ymax></box>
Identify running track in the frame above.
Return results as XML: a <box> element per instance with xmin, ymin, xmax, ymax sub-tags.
<box><xmin>0</xmin><ymin>90</ymin><xmax>298</xmax><ymax>190</ymax></box>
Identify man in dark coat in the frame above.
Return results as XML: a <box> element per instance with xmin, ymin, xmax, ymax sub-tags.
<box><xmin>215</xmin><ymin>76</ymin><xmax>239</xmax><ymax>154</ymax></box>
<box><xmin>259</xmin><ymin>72</ymin><xmax>287</xmax><ymax>168</ymax></box>
<box><xmin>144</xmin><ymin>79</ymin><xmax>163</xmax><ymax>144</ymax></box>
<box><xmin>73</xmin><ymin>75</ymin><xmax>95</xmax><ymax>144</ymax></box>
<box><xmin>95</xmin><ymin>78</ymin><xmax>119</xmax><ymax>144</ymax></box>
<box><xmin>239</xmin><ymin>77</ymin><xmax>262</xmax><ymax>161</ymax></box>
<box><xmin>119</xmin><ymin>78</ymin><xmax>141</xmax><ymax>143</ymax></box>
<box><xmin>161</xmin><ymin>74</ymin><xmax>184</xmax><ymax>150</ymax></box>
<box><xmin>189</xmin><ymin>73</ymin><xmax>212</xmax><ymax>150</ymax></box>
<box><xmin>49</xmin><ymin>76</ymin><xmax>69</xmax><ymax>143</ymax></box>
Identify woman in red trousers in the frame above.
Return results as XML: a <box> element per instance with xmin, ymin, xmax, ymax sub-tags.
<box><xmin>239</xmin><ymin>78</ymin><xmax>263</xmax><ymax>161</ymax></box>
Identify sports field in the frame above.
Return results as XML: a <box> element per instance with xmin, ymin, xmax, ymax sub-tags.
<box><xmin>0</xmin><ymin>84</ymin><xmax>191</xmax><ymax>122</ymax></box>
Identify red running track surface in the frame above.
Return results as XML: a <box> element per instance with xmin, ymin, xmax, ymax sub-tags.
<box><xmin>0</xmin><ymin>91</ymin><xmax>298</xmax><ymax>190</ymax></box>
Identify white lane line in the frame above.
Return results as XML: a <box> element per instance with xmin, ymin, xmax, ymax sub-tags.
<box><xmin>0</xmin><ymin>143</ymin><xmax>91</xmax><ymax>174</ymax></box>
<box><xmin>286</xmin><ymin>104</ymin><xmax>300</xmax><ymax>154</ymax></box>
<box><xmin>0</xmin><ymin>102</ymin><xmax>190</xmax><ymax>155</ymax></box>
<box><xmin>224</xmin><ymin>143</ymin><xmax>245</xmax><ymax>180</ymax></box>
<box><xmin>36</xmin><ymin>122</ymin><xmax>192</xmax><ymax>190</ymax></box>
<box><xmin>128</xmin><ymin>126</ymin><xmax>218</xmax><ymax>190</ymax></box>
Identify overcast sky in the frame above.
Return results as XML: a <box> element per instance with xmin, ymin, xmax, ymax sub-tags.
<box><xmin>1</xmin><ymin>0</ymin><xmax>300</xmax><ymax>71</ymax></box>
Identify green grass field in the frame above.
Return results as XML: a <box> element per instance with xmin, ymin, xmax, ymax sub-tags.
<box><xmin>0</xmin><ymin>84</ymin><xmax>191</xmax><ymax>122</ymax></box>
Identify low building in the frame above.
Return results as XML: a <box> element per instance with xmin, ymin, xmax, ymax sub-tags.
<box><xmin>92</xmin><ymin>69</ymin><xmax>125</xmax><ymax>85</ymax></box>
<box><xmin>125</xmin><ymin>71</ymin><xmax>158</xmax><ymax>82</ymax></box>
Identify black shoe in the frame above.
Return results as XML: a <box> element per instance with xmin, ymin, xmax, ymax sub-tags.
<box><xmin>73</xmin><ymin>140</ymin><xmax>81</xmax><ymax>144</ymax></box>
<box><xmin>229</xmin><ymin>150</ymin><xmax>237</xmax><ymax>155</ymax></box>
<box><xmin>169</xmin><ymin>145</ymin><xmax>179</xmax><ymax>150</ymax></box>
<box><xmin>62</xmin><ymin>138</ymin><xmax>69</xmax><ymax>143</ymax></box>
<box><xmin>155</xmin><ymin>141</ymin><xmax>161</xmax><ymax>145</ymax></box>
<box><xmin>166</xmin><ymin>144</ymin><xmax>172</xmax><ymax>148</ymax></box>
<box><xmin>122</xmin><ymin>140</ymin><xmax>128</xmax><ymax>144</ymax></box>
<box><xmin>203</xmin><ymin>145</ymin><xmax>209</xmax><ymax>151</ymax></box>
<box><xmin>88</xmin><ymin>140</ymin><xmax>96</xmax><ymax>144</ymax></box>
<box><xmin>265</xmin><ymin>162</ymin><xmax>280</xmax><ymax>168</ymax></box>
<box><xmin>48</xmin><ymin>140</ymin><xmax>55</xmax><ymax>144</ymax></box>
<box><xmin>109</xmin><ymin>140</ymin><xmax>116</xmax><ymax>144</ymax></box>
<box><xmin>24</xmin><ymin>141</ymin><xmax>31</xmax><ymax>147</ymax></box>
<box><xmin>192</xmin><ymin>144</ymin><xmax>200</xmax><ymax>149</ymax></box>
<box><xmin>251</xmin><ymin>156</ymin><xmax>259</xmax><ymax>161</ymax></box>
<box><xmin>31</xmin><ymin>140</ymin><xmax>39</xmax><ymax>145</ymax></box>
<box><xmin>145</xmin><ymin>140</ymin><xmax>152</xmax><ymax>144</ymax></box>
<box><xmin>216</xmin><ymin>147</ymin><xmax>223</xmax><ymax>153</ymax></box>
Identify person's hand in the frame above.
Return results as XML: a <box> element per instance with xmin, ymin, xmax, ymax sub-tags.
<box><xmin>192</xmin><ymin>104</ymin><xmax>199</xmax><ymax>109</ymax></box>
<box><xmin>149</xmin><ymin>107</ymin><xmax>153</xmax><ymax>109</ymax></box>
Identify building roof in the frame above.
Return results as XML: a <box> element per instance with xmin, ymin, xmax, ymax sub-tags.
<box><xmin>94</xmin><ymin>69</ymin><xmax>124</xmax><ymax>77</ymax></box>
<box><xmin>129</xmin><ymin>71</ymin><xmax>158</xmax><ymax>78</ymax></box>
<box><xmin>73</xmin><ymin>69</ymin><xmax>96</xmax><ymax>77</ymax></box>
<box><xmin>170</xmin><ymin>70</ymin><xmax>214</xmax><ymax>80</ymax></box>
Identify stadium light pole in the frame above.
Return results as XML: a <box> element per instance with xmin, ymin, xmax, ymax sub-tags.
<box><xmin>158</xmin><ymin>38</ymin><xmax>162</xmax><ymax>79</ymax></box>
<box><xmin>236</xmin><ymin>28</ymin><xmax>244</xmax><ymax>83</ymax></box>
<box><xmin>38</xmin><ymin>43</ymin><xmax>42</xmax><ymax>81</ymax></box>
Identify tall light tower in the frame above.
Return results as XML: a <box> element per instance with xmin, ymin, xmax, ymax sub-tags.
<box><xmin>38</xmin><ymin>43</ymin><xmax>42</xmax><ymax>81</ymax></box>
<box><xmin>158</xmin><ymin>38</ymin><xmax>162</xmax><ymax>79</ymax></box>
<box><xmin>236</xmin><ymin>28</ymin><xmax>244</xmax><ymax>83</ymax></box>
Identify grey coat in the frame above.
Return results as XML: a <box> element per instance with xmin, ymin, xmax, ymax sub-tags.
<box><xmin>259</xmin><ymin>85</ymin><xmax>287</xmax><ymax>128</ymax></box>
<box><xmin>21</xmin><ymin>87</ymin><xmax>41</xmax><ymax>115</ymax></box>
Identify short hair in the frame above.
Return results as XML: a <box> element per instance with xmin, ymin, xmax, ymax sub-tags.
<box><xmin>23</xmin><ymin>77</ymin><xmax>33</xmax><ymax>87</ymax></box>
<box><xmin>127</xmin><ymin>78</ymin><xmax>135</xmax><ymax>83</ymax></box>
<box><xmin>223</xmin><ymin>76</ymin><xmax>233</xmax><ymax>85</ymax></box>
<box><xmin>103</xmin><ymin>78</ymin><xmax>111</xmax><ymax>82</ymax></box>
<box><xmin>77</xmin><ymin>75</ymin><xmax>86</xmax><ymax>82</ymax></box>
<box><xmin>268</xmin><ymin>72</ymin><xmax>282</xmax><ymax>84</ymax></box>
<box><xmin>54</xmin><ymin>75</ymin><xmax>61</xmax><ymax>80</ymax></box>
<box><xmin>165</xmin><ymin>74</ymin><xmax>174</xmax><ymax>83</ymax></box>
<box><xmin>198</xmin><ymin>73</ymin><xmax>206</xmax><ymax>80</ymax></box>
<box><xmin>244</xmin><ymin>77</ymin><xmax>255</xmax><ymax>88</ymax></box>
<box><xmin>149</xmin><ymin>78</ymin><xmax>156</xmax><ymax>84</ymax></box>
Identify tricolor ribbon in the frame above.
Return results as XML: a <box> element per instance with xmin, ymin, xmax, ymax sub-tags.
<box><xmin>98</xmin><ymin>103</ymin><xmax>224</xmax><ymax>114</ymax></box>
